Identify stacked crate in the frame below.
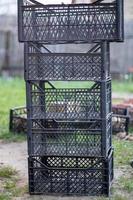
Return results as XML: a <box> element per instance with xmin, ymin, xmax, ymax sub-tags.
<box><xmin>18</xmin><ymin>0</ymin><xmax>124</xmax><ymax>196</ymax></box>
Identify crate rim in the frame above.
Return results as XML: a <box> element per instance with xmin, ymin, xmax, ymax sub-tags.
<box><xmin>29</xmin><ymin>148</ymin><xmax>113</xmax><ymax>160</ymax></box>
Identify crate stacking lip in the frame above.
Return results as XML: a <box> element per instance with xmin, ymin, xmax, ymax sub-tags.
<box><xmin>28</xmin><ymin>149</ymin><xmax>113</xmax><ymax>196</ymax></box>
<box><xmin>24</xmin><ymin>42</ymin><xmax>110</xmax><ymax>81</ymax></box>
<box><xmin>18</xmin><ymin>0</ymin><xmax>124</xmax><ymax>43</ymax></box>
<box><xmin>28</xmin><ymin>116</ymin><xmax>112</xmax><ymax>157</ymax></box>
<box><xmin>27</xmin><ymin>81</ymin><xmax>111</xmax><ymax>120</ymax></box>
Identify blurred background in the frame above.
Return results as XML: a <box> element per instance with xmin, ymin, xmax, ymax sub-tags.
<box><xmin>0</xmin><ymin>0</ymin><xmax>133</xmax><ymax>79</ymax></box>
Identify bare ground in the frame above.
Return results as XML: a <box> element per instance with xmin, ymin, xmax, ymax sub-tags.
<box><xmin>0</xmin><ymin>140</ymin><xmax>28</xmax><ymax>187</ymax></box>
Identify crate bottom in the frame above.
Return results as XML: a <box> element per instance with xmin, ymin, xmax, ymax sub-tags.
<box><xmin>28</xmin><ymin>151</ymin><xmax>113</xmax><ymax>196</ymax></box>
<box><xmin>30</xmin><ymin>181</ymin><xmax>109</xmax><ymax>196</ymax></box>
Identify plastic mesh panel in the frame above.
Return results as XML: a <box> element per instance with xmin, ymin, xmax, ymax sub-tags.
<box><xmin>18</xmin><ymin>0</ymin><xmax>124</xmax><ymax>43</ymax></box>
<box><xmin>28</xmin><ymin>118</ymin><xmax>112</xmax><ymax>157</ymax></box>
<box><xmin>25</xmin><ymin>43</ymin><xmax>110</xmax><ymax>81</ymax></box>
<box><xmin>30</xmin><ymin>120</ymin><xmax>102</xmax><ymax>156</ymax></box>
<box><xmin>28</xmin><ymin>81</ymin><xmax>111</xmax><ymax>120</ymax></box>
<box><xmin>28</xmin><ymin>150</ymin><xmax>113</xmax><ymax>195</ymax></box>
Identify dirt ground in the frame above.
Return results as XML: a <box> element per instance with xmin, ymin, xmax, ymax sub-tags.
<box><xmin>0</xmin><ymin>140</ymin><xmax>133</xmax><ymax>200</ymax></box>
<box><xmin>0</xmin><ymin>140</ymin><xmax>28</xmax><ymax>186</ymax></box>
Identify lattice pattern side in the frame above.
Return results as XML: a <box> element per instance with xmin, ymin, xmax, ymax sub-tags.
<box><xmin>27</xmin><ymin>81</ymin><xmax>111</xmax><ymax>120</ymax></box>
<box><xmin>18</xmin><ymin>1</ymin><xmax>124</xmax><ymax>42</ymax></box>
<box><xmin>28</xmin><ymin>151</ymin><xmax>113</xmax><ymax>195</ymax></box>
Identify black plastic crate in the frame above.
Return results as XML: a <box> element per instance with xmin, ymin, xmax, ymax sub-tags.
<box><xmin>9</xmin><ymin>108</ymin><xmax>112</xmax><ymax>157</ymax></box>
<box><xmin>112</xmin><ymin>106</ymin><xmax>129</xmax><ymax>116</ymax></box>
<box><xmin>18</xmin><ymin>0</ymin><xmax>124</xmax><ymax>43</ymax></box>
<box><xmin>112</xmin><ymin>106</ymin><xmax>130</xmax><ymax>134</ymax></box>
<box><xmin>26</xmin><ymin>80</ymin><xmax>111</xmax><ymax>120</ymax></box>
<box><xmin>27</xmin><ymin>115</ymin><xmax>112</xmax><ymax>157</ymax></box>
<box><xmin>28</xmin><ymin>150</ymin><xmax>113</xmax><ymax>196</ymax></box>
<box><xmin>112</xmin><ymin>115</ymin><xmax>129</xmax><ymax>134</ymax></box>
<box><xmin>24</xmin><ymin>42</ymin><xmax>110</xmax><ymax>81</ymax></box>
<box><xmin>9</xmin><ymin>107</ymin><xmax>27</xmax><ymax>133</ymax></box>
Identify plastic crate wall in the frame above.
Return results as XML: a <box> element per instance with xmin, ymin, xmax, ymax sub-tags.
<box><xmin>24</xmin><ymin>42</ymin><xmax>110</xmax><ymax>81</ymax></box>
<box><xmin>28</xmin><ymin>150</ymin><xmax>113</xmax><ymax>196</ymax></box>
<box><xmin>18</xmin><ymin>0</ymin><xmax>124</xmax><ymax>43</ymax></box>
<box><xmin>26</xmin><ymin>80</ymin><xmax>112</xmax><ymax>120</ymax></box>
<box><xmin>9</xmin><ymin>109</ymin><xmax>112</xmax><ymax>157</ymax></box>
<box><xmin>27</xmin><ymin>114</ymin><xmax>112</xmax><ymax>157</ymax></box>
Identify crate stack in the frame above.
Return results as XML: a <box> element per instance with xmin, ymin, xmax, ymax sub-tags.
<box><xmin>18</xmin><ymin>0</ymin><xmax>124</xmax><ymax>196</ymax></box>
